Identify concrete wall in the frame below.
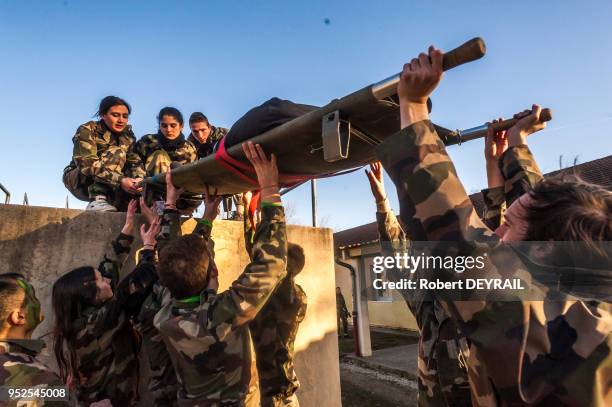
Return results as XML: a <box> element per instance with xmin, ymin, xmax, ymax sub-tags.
<box><xmin>0</xmin><ymin>204</ymin><xmax>341</xmax><ymax>407</ymax></box>
<box><xmin>335</xmin><ymin>246</ymin><xmax>418</xmax><ymax>332</ymax></box>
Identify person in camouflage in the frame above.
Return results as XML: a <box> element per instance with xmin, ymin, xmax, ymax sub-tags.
<box><xmin>187</xmin><ymin>112</ymin><xmax>229</xmax><ymax>159</ymax></box>
<box><xmin>375</xmin><ymin>45</ymin><xmax>612</xmax><ymax>406</ymax></box>
<box><xmin>136</xmin><ymin>177</ymin><xmax>221</xmax><ymax>407</ymax></box>
<box><xmin>153</xmin><ymin>141</ymin><xmax>288</xmax><ymax>406</ymax></box>
<box><xmin>365</xmin><ymin>161</ymin><xmax>472</xmax><ymax>406</ymax></box>
<box><xmin>63</xmin><ymin>96</ymin><xmax>145</xmax><ymax>212</ymax></box>
<box><xmin>52</xmin><ymin>200</ymin><xmax>161</xmax><ymax>406</ymax></box>
<box><xmin>136</xmin><ymin>107</ymin><xmax>200</xmax><ymax>212</ymax></box>
<box><xmin>136</xmin><ymin>107</ymin><xmax>197</xmax><ymax>177</ymax></box>
<box><xmin>188</xmin><ymin>112</ymin><xmax>244</xmax><ymax>220</ymax></box>
<box><xmin>335</xmin><ymin>287</ymin><xmax>350</xmax><ymax>338</ymax></box>
<box><xmin>0</xmin><ymin>273</ymin><xmax>69</xmax><ymax>407</ymax></box>
<box><xmin>242</xmin><ymin>191</ymin><xmax>307</xmax><ymax>407</ymax></box>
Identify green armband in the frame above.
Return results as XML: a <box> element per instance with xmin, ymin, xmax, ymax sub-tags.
<box><xmin>197</xmin><ymin>219</ymin><xmax>213</xmax><ymax>228</ymax></box>
<box><xmin>261</xmin><ymin>201</ymin><xmax>283</xmax><ymax>208</ymax></box>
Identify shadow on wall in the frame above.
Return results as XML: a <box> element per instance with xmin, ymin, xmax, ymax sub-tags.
<box><xmin>0</xmin><ymin>205</ymin><xmax>342</xmax><ymax>407</ymax></box>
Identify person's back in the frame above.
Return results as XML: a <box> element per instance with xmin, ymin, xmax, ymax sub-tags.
<box><xmin>154</xmin><ymin>142</ymin><xmax>288</xmax><ymax>405</ymax></box>
<box><xmin>375</xmin><ymin>45</ymin><xmax>612</xmax><ymax>405</ymax></box>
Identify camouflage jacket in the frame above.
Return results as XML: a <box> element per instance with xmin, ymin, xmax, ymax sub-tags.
<box><xmin>481</xmin><ymin>149</ymin><xmax>544</xmax><ymax>230</ymax></box>
<box><xmin>70</xmin><ymin>120</ymin><xmax>146</xmax><ymax>186</ymax></box>
<box><xmin>187</xmin><ymin>126</ymin><xmax>229</xmax><ymax>159</ymax></box>
<box><xmin>72</xmin><ymin>233</ymin><xmax>158</xmax><ymax>406</ymax></box>
<box><xmin>375</xmin><ymin>120</ymin><xmax>612</xmax><ymax>406</ymax></box>
<box><xmin>376</xmin><ymin>209</ymin><xmax>471</xmax><ymax>407</ymax></box>
<box><xmin>0</xmin><ymin>339</ymin><xmax>68</xmax><ymax>407</ymax></box>
<box><xmin>154</xmin><ymin>206</ymin><xmax>287</xmax><ymax>406</ymax></box>
<box><xmin>136</xmin><ymin>211</ymin><xmax>213</xmax><ymax>407</ymax></box>
<box><xmin>135</xmin><ymin>133</ymin><xmax>197</xmax><ymax>170</ymax></box>
<box><xmin>244</xmin><ymin>216</ymin><xmax>307</xmax><ymax>400</ymax></box>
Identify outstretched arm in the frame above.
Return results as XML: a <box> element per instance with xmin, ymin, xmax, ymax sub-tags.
<box><xmin>92</xmin><ymin>217</ymin><xmax>161</xmax><ymax>332</ymax></box>
<box><xmin>98</xmin><ymin>199</ymin><xmax>138</xmax><ymax>284</ymax></box>
<box><xmin>207</xmin><ymin>142</ymin><xmax>287</xmax><ymax>331</ymax></box>
<box><xmin>500</xmin><ymin>105</ymin><xmax>546</xmax><ymax>206</ymax></box>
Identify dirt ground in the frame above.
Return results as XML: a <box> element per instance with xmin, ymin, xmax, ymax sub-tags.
<box><xmin>340</xmin><ymin>361</ymin><xmax>418</xmax><ymax>407</ymax></box>
<box><xmin>338</xmin><ymin>329</ymin><xmax>419</xmax><ymax>407</ymax></box>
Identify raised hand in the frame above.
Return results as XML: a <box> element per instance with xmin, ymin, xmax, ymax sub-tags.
<box><xmin>121</xmin><ymin>199</ymin><xmax>138</xmax><ymax>235</ymax></box>
<box><xmin>165</xmin><ymin>171</ymin><xmax>184</xmax><ymax>209</ymax></box>
<box><xmin>139</xmin><ymin>196</ymin><xmax>159</xmax><ymax>225</ymax></box>
<box><xmin>242</xmin><ymin>141</ymin><xmax>280</xmax><ymax>203</ymax></box>
<box><xmin>365</xmin><ymin>162</ymin><xmax>387</xmax><ymax>203</ymax></box>
<box><xmin>397</xmin><ymin>46</ymin><xmax>444</xmax><ymax>127</ymax></box>
<box><xmin>203</xmin><ymin>185</ymin><xmax>223</xmax><ymax>222</ymax></box>
<box><xmin>140</xmin><ymin>218</ymin><xmax>161</xmax><ymax>249</ymax></box>
<box><xmin>507</xmin><ymin>104</ymin><xmax>547</xmax><ymax>147</ymax></box>
<box><xmin>485</xmin><ymin>118</ymin><xmax>508</xmax><ymax>162</ymax></box>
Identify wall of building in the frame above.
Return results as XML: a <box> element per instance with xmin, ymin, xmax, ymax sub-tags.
<box><xmin>334</xmin><ymin>246</ymin><xmax>418</xmax><ymax>332</ymax></box>
<box><xmin>0</xmin><ymin>204</ymin><xmax>341</xmax><ymax>407</ymax></box>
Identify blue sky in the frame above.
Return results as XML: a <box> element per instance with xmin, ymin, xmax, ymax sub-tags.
<box><xmin>1</xmin><ymin>1</ymin><xmax>611</xmax><ymax>231</ymax></box>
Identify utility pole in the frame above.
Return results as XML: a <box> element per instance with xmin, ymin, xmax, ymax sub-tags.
<box><xmin>311</xmin><ymin>179</ymin><xmax>317</xmax><ymax>227</ymax></box>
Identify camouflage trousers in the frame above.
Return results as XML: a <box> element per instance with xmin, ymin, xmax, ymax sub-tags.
<box><xmin>144</xmin><ymin>150</ymin><xmax>173</xmax><ymax>176</ymax></box>
<box><xmin>143</xmin><ymin>150</ymin><xmax>201</xmax><ymax>212</ymax></box>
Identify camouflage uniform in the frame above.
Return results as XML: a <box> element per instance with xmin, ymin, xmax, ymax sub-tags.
<box><xmin>0</xmin><ymin>339</ymin><xmax>68</xmax><ymax>407</ymax></box>
<box><xmin>136</xmin><ymin>211</ymin><xmax>214</xmax><ymax>407</ymax></box>
<box><xmin>375</xmin><ymin>120</ymin><xmax>612</xmax><ymax>406</ymax></box>
<box><xmin>72</xmin><ymin>233</ymin><xmax>158</xmax><ymax>406</ymax></box>
<box><xmin>188</xmin><ymin>126</ymin><xmax>245</xmax><ymax>220</ymax></box>
<box><xmin>335</xmin><ymin>291</ymin><xmax>349</xmax><ymax>337</ymax></box>
<box><xmin>154</xmin><ymin>205</ymin><xmax>288</xmax><ymax>406</ymax></box>
<box><xmin>135</xmin><ymin>133</ymin><xmax>197</xmax><ymax>177</ymax></box>
<box><xmin>64</xmin><ymin>120</ymin><xmax>145</xmax><ymax>202</ymax></box>
<box><xmin>188</xmin><ymin>126</ymin><xmax>229</xmax><ymax>159</ymax></box>
<box><xmin>244</xmin><ymin>218</ymin><xmax>306</xmax><ymax>407</ymax></box>
<box><xmin>376</xmin><ymin>209</ymin><xmax>471</xmax><ymax>406</ymax></box>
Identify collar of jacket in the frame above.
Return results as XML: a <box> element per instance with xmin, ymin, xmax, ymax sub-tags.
<box><xmin>173</xmin><ymin>288</ymin><xmax>217</xmax><ymax>309</ymax></box>
<box><xmin>187</xmin><ymin>132</ymin><xmax>215</xmax><ymax>149</ymax></box>
<box><xmin>158</xmin><ymin>131</ymin><xmax>186</xmax><ymax>150</ymax></box>
<box><xmin>0</xmin><ymin>338</ymin><xmax>45</xmax><ymax>356</ymax></box>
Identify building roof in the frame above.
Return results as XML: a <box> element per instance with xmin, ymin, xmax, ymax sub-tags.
<box><xmin>334</xmin><ymin>155</ymin><xmax>612</xmax><ymax>250</ymax></box>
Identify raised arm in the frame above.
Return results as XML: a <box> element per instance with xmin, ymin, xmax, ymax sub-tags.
<box><xmin>208</xmin><ymin>142</ymin><xmax>288</xmax><ymax>330</ymax></box>
<box><xmin>500</xmin><ymin>105</ymin><xmax>546</xmax><ymax>206</ymax></box>
<box><xmin>91</xmin><ymin>216</ymin><xmax>161</xmax><ymax>332</ymax></box>
<box><xmin>98</xmin><ymin>199</ymin><xmax>139</xmax><ymax>283</ymax></box>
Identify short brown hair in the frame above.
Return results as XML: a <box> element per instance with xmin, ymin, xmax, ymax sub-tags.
<box><xmin>158</xmin><ymin>235</ymin><xmax>210</xmax><ymax>298</ymax></box>
<box><xmin>189</xmin><ymin>112</ymin><xmax>210</xmax><ymax>126</ymax></box>
<box><xmin>287</xmin><ymin>243</ymin><xmax>305</xmax><ymax>277</ymax></box>
<box><xmin>523</xmin><ymin>174</ymin><xmax>611</xmax><ymax>242</ymax></box>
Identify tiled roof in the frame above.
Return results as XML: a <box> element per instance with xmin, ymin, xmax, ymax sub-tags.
<box><xmin>334</xmin><ymin>155</ymin><xmax>612</xmax><ymax>250</ymax></box>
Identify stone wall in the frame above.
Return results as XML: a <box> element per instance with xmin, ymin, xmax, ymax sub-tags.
<box><xmin>0</xmin><ymin>204</ymin><xmax>341</xmax><ymax>407</ymax></box>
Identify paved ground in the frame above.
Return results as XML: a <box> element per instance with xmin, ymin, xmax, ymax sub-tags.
<box><xmin>338</xmin><ymin>328</ymin><xmax>420</xmax><ymax>406</ymax></box>
<box><xmin>340</xmin><ymin>360</ymin><xmax>418</xmax><ymax>407</ymax></box>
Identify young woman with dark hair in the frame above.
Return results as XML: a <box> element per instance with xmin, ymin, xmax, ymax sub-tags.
<box><xmin>52</xmin><ymin>200</ymin><xmax>160</xmax><ymax>406</ymax></box>
<box><xmin>63</xmin><ymin>96</ymin><xmax>146</xmax><ymax>212</ymax></box>
<box><xmin>135</xmin><ymin>106</ymin><xmax>199</xmax><ymax>211</ymax></box>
